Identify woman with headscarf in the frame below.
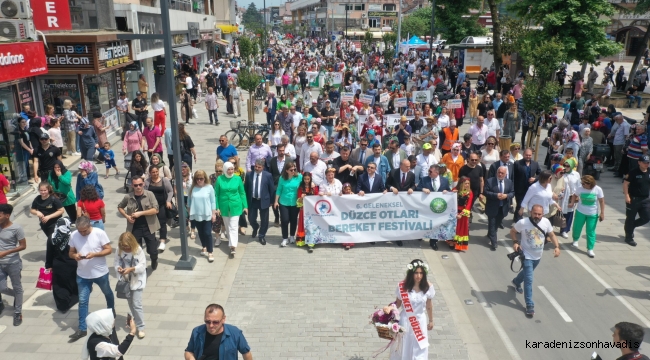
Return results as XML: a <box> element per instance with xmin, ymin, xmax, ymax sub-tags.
<box><xmin>78</xmin><ymin>117</ymin><xmax>99</xmax><ymax>161</ymax></box>
<box><xmin>76</xmin><ymin>160</ymin><xmax>104</xmax><ymax>201</ymax></box>
<box><xmin>145</xmin><ymin>153</ymin><xmax>171</xmax><ymax>180</ymax></box>
<box><xmin>45</xmin><ymin>217</ymin><xmax>78</xmax><ymax>312</ymax></box>
<box><xmin>214</xmin><ymin>162</ymin><xmax>247</xmax><ymax>258</ymax></box>
<box><xmin>360</xmin><ymin>114</ymin><xmax>382</xmax><ymax>140</ymax></box>
<box><xmin>122</xmin><ymin>121</ymin><xmax>142</xmax><ymax>155</ymax></box>
<box><xmin>81</xmin><ymin>309</ymin><xmax>136</xmax><ymax>360</ymax></box>
<box><xmin>47</xmin><ymin>160</ymin><xmax>77</xmax><ymax>223</ymax></box>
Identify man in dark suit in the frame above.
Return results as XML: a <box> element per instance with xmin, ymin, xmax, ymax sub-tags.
<box><xmin>513</xmin><ymin>148</ymin><xmax>541</xmax><ymax>222</ymax></box>
<box><xmin>488</xmin><ymin>150</ymin><xmax>514</xmax><ymax>181</ymax></box>
<box><xmin>385</xmin><ymin>159</ymin><xmax>416</xmax><ymax>247</ymax></box>
<box><xmin>245</xmin><ymin>159</ymin><xmax>275</xmax><ymax>245</ymax></box>
<box><xmin>356</xmin><ymin>162</ymin><xmax>387</xmax><ymax>195</ymax></box>
<box><xmin>484</xmin><ymin>166</ymin><xmax>515</xmax><ymax>251</ymax></box>
<box><xmin>266</xmin><ymin>143</ymin><xmax>286</xmax><ymax>227</ymax></box>
<box><xmin>384</xmin><ymin>139</ymin><xmax>407</xmax><ymax>171</ymax></box>
<box><xmin>416</xmin><ymin>164</ymin><xmax>452</xmax><ymax>250</ymax></box>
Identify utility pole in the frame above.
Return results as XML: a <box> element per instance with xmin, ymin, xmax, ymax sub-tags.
<box><xmin>263</xmin><ymin>0</ymin><xmax>267</xmax><ymax>49</ymax></box>
<box><xmin>395</xmin><ymin>0</ymin><xmax>402</xmax><ymax>58</ymax></box>
<box><xmin>428</xmin><ymin>0</ymin><xmax>436</xmax><ymax>67</ymax></box>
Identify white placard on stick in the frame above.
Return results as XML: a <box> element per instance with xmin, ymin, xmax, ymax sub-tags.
<box><xmin>395</xmin><ymin>97</ymin><xmax>407</xmax><ymax>107</ymax></box>
<box><xmin>360</xmin><ymin>94</ymin><xmax>374</xmax><ymax>105</ymax></box>
<box><xmin>412</xmin><ymin>91</ymin><xmax>431</xmax><ymax>104</ymax></box>
<box><xmin>341</xmin><ymin>92</ymin><xmax>354</xmax><ymax>102</ymax></box>
<box><xmin>380</xmin><ymin>92</ymin><xmax>390</xmax><ymax>103</ymax></box>
<box><xmin>448</xmin><ymin>99</ymin><xmax>463</xmax><ymax>109</ymax></box>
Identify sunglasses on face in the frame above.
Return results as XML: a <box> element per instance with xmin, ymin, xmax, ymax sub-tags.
<box><xmin>196</xmin><ymin>178</ymin><xmax>205</xmax><ymax>181</ymax></box>
<box><xmin>487</xmin><ymin>143</ymin><xmax>495</xmax><ymax>145</ymax></box>
<box><xmin>133</xmin><ymin>183</ymin><xmax>144</xmax><ymax>187</ymax></box>
<box><xmin>470</xmin><ymin>159</ymin><xmax>479</xmax><ymax>162</ymax></box>
<box><xmin>205</xmin><ymin>320</ymin><xmax>223</xmax><ymax>326</ymax></box>
<box><xmin>288</xmin><ymin>168</ymin><xmax>296</xmax><ymax>172</ymax></box>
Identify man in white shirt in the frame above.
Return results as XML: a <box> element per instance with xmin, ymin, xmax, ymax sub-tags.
<box><xmin>185</xmin><ymin>74</ymin><xmax>193</xmax><ymax>91</ymax></box>
<box><xmin>416</xmin><ymin>143</ymin><xmax>437</xmax><ymax>180</ymax></box>
<box><xmin>510</xmin><ymin>204</ymin><xmax>560</xmax><ymax>318</ymax></box>
<box><xmin>320</xmin><ymin>140</ymin><xmax>340</xmax><ymax>163</ymax></box>
<box><xmin>302</xmin><ymin>152</ymin><xmax>327</xmax><ymax>186</ymax></box>
<box><xmin>280</xmin><ymin>135</ymin><xmax>296</xmax><ymax>161</ymax></box>
<box><xmin>485</xmin><ymin>110</ymin><xmax>501</xmax><ymax>138</ymax></box>
<box><xmin>470</xmin><ymin>116</ymin><xmax>489</xmax><ymax>150</ymax></box>
<box><xmin>299</xmin><ymin>131</ymin><xmax>323</xmax><ymax>165</ymax></box>
<box><xmin>291</xmin><ymin>106</ymin><xmax>303</xmax><ymax>129</ymax></box>
<box><xmin>519</xmin><ymin>170</ymin><xmax>559</xmax><ymax>217</ymax></box>
<box><xmin>204</xmin><ymin>87</ymin><xmax>219</xmax><ymax>125</ymax></box>
<box><xmin>116</xmin><ymin>91</ymin><xmax>130</xmax><ymax>137</ymax></box>
<box><xmin>68</xmin><ymin>216</ymin><xmax>114</xmax><ymax>341</ymax></box>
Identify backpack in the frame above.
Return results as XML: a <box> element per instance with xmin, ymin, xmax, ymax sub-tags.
<box><xmin>192</xmin><ymin>75</ymin><xmax>198</xmax><ymax>87</ymax></box>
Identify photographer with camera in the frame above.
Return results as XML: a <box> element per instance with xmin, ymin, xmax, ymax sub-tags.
<box><xmin>510</xmin><ymin>204</ymin><xmax>560</xmax><ymax>318</ymax></box>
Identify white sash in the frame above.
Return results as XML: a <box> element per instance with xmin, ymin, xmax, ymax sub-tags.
<box><xmin>398</xmin><ymin>281</ymin><xmax>428</xmax><ymax>349</ymax></box>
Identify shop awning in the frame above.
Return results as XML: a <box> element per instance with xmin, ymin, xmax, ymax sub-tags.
<box><xmin>215</xmin><ymin>39</ymin><xmax>229</xmax><ymax>46</ymax></box>
<box><xmin>216</xmin><ymin>24</ymin><xmax>238</xmax><ymax>34</ymax></box>
<box><xmin>173</xmin><ymin>46</ymin><xmax>206</xmax><ymax>57</ymax></box>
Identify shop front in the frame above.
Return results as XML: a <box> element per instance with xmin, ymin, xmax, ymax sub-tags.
<box><xmin>37</xmin><ymin>34</ymin><xmax>134</xmax><ymax>140</ymax></box>
<box><xmin>0</xmin><ymin>41</ymin><xmax>48</xmax><ymax>196</ymax></box>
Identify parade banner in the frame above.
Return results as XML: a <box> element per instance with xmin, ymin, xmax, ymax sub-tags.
<box><xmin>395</xmin><ymin>97</ymin><xmax>407</xmax><ymax>108</ymax></box>
<box><xmin>360</xmin><ymin>94</ymin><xmax>375</xmax><ymax>104</ymax></box>
<box><xmin>384</xmin><ymin>114</ymin><xmax>413</xmax><ymax>128</ymax></box>
<box><xmin>380</xmin><ymin>92</ymin><xmax>390</xmax><ymax>103</ymax></box>
<box><xmin>448</xmin><ymin>99</ymin><xmax>463</xmax><ymax>109</ymax></box>
<box><xmin>341</xmin><ymin>92</ymin><xmax>354</xmax><ymax>102</ymax></box>
<box><xmin>304</xmin><ymin>193</ymin><xmax>457</xmax><ymax>244</ymax></box>
<box><xmin>412</xmin><ymin>91</ymin><xmax>431</xmax><ymax>104</ymax></box>
<box><xmin>307</xmin><ymin>71</ymin><xmax>319</xmax><ymax>87</ymax></box>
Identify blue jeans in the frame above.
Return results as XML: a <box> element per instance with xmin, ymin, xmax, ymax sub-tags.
<box><xmin>90</xmin><ymin>219</ymin><xmax>104</xmax><ymax>230</ymax></box>
<box><xmin>628</xmin><ymin>95</ymin><xmax>642</xmax><ymax>108</ymax></box>
<box><xmin>323</xmin><ymin>125</ymin><xmax>333</xmax><ymax>141</ymax></box>
<box><xmin>513</xmin><ymin>258</ymin><xmax>540</xmax><ymax>309</ymax></box>
<box><xmin>77</xmin><ymin>273</ymin><xmax>115</xmax><ymax>331</ymax></box>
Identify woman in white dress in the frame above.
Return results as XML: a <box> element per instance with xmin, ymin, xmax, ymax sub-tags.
<box><xmin>269</xmin><ymin>120</ymin><xmax>285</xmax><ymax>157</ymax></box>
<box><xmin>390</xmin><ymin>259</ymin><xmax>435</xmax><ymax>360</ymax></box>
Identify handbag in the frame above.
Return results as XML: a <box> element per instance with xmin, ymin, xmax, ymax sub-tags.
<box><xmin>115</xmin><ymin>255</ymin><xmax>134</xmax><ymax>299</ymax></box>
<box><xmin>552</xmin><ymin>211</ymin><xmax>567</xmax><ymax>228</ymax></box>
<box><xmin>53</xmin><ymin>192</ymin><xmax>66</xmax><ymax>201</ymax></box>
<box><xmin>166</xmin><ymin>201</ymin><xmax>178</xmax><ymax>219</ymax></box>
<box><xmin>542</xmin><ymin>137</ymin><xmax>549</xmax><ymax>148</ymax></box>
<box><xmin>36</xmin><ymin>267</ymin><xmax>52</xmax><ymax>290</ymax></box>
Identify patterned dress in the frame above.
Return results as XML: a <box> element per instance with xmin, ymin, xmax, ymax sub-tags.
<box><xmin>453</xmin><ymin>190</ymin><xmax>473</xmax><ymax>251</ymax></box>
<box><xmin>296</xmin><ymin>185</ymin><xmax>319</xmax><ymax>246</ymax></box>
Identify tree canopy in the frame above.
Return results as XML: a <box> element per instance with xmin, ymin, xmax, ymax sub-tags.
<box><xmin>396</xmin><ymin>2</ymin><xmax>486</xmax><ymax>45</ymax></box>
<box><xmin>242</xmin><ymin>3</ymin><xmax>263</xmax><ymax>28</ymax></box>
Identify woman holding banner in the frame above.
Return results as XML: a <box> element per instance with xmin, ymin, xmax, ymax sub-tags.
<box><xmin>389</xmin><ymin>259</ymin><xmax>435</xmax><ymax>360</ymax></box>
<box><xmin>296</xmin><ymin>172</ymin><xmax>318</xmax><ymax>248</ymax></box>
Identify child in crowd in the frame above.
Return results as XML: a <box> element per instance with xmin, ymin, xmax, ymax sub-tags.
<box><xmin>561</xmin><ymin>148</ymin><xmax>578</xmax><ymax>172</ymax></box>
<box><xmin>400</xmin><ymin>136</ymin><xmax>415</xmax><ymax>156</ymax></box>
<box><xmin>561</xmin><ymin>98</ymin><xmax>571</xmax><ymax>117</ymax></box>
<box><xmin>98</xmin><ymin>142</ymin><xmax>120</xmax><ymax>179</ymax></box>
<box><xmin>579</xmin><ymin>116</ymin><xmax>591</xmax><ymax>135</ymax></box>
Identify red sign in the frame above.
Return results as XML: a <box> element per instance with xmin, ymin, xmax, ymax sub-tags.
<box><xmin>31</xmin><ymin>0</ymin><xmax>72</xmax><ymax>31</ymax></box>
<box><xmin>0</xmin><ymin>42</ymin><xmax>48</xmax><ymax>83</ymax></box>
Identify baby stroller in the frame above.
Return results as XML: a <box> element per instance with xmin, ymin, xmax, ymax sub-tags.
<box><xmin>476</xmin><ymin>79</ymin><xmax>486</xmax><ymax>94</ymax></box>
<box><xmin>123</xmin><ymin>152</ymin><xmax>133</xmax><ymax>192</ymax></box>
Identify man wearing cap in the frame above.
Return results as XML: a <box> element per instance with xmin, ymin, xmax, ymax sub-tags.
<box><xmin>33</xmin><ymin>133</ymin><xmax>62</xmax><ymax>183</ymax></box>
<box><xmin>393</xmin><ymin>116</ymin><xmax>412</xmax><ymax>146</ymax></box>
<box><xmin>132</xmin><ymin>91</ymin><xmax>148</xmax><ymax>130</ymax></box>
<box><xmin>319</xmin><ymin>100</ymin><xmax>336</xmax><ymax>141</ymax></box>
<box><xmin>416</xmin><ymin>143</ymin><xmax>438</xmax><ymax>180</ymax></box>
<box><xmin>623</xmin><ymin>154</ymin><xmax>650</xmax><ymax>247</ymax></box>
<box><xmin>308</xmin><ymin>100</ymin><xmax>321</xmax><ymax>119</ymax></box>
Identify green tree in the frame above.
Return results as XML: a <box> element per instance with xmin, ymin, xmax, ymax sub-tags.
<box><xmin>238</xmin><ymin>36</ymin><xmax>256</xmax><ymax>66</ymax></box>
<box><xmin>237</xmin><ymin>68</ymin><xmax>263</xmax><ymax>121</ymax></box>
<box><xmin>382</xmin><ymin>32</ymin><xmax>398</xmax><ymax>71</ymax></box>
<box><xmin>435</xmin><ymin>0</ymin><xmax>487</xmax><ymax>44</ymax></box>
<box><xmin>485</xmin><ymin>16</ymin><xmax>530</xmax><ymax>72</ymax></box>
<box><xmin>622</xmin><ymin>1</ymin><xmax>650</xmax><ymax>82</ymax></box>
<box><xmin>399</xmin><ymin>7</ymin><xmax>431</xmax><ymax>38</ymax></box>
<box><xmin>361</xmin><ymin>31</ymin><xmax>374</xmax><ymax>64</ymax></box>
<box><xmin>242</xmin><ymin>3</ymin><xmax>263</xmax><ymax>28</ymax></box>
<box><xmin>509</xmin><ymin>0</ymin><xmax>621</xmax><ymax>65</ymax></box>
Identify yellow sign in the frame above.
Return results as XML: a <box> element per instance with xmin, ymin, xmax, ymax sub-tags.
<box><xmin>216</xmin><ymin>24</ymin><xmax>238</xmax><ymax>34</ymax></box>
<box><xmin>106</xmin><ymin>56</ymin><xmax>130</xmax><ymax>68</ymax></box>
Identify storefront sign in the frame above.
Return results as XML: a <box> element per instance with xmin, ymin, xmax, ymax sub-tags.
<box><xmin>32</xmin><ymin>0</ymin><xmax>72</xmax><ymax>31</ymax></box>
<box><xmin>368</xmin><ymin>4</ymin><xmax>383</xmax><ymax>11</ymax></box>
<box><xmin>188</xmin><ymin>22</ymin><xmax>200</xmax><ymax>41</ymax></box>
<box><xmin>0</xmin><ymin>41</ymin><xmax>48</xmax><ymax>83</ymax></box>
<box><xmin>201</xmin><ymin>32</ymin><xmax>213</xmax><ymax>41</ymax></box>
<box><xmin>367</xmin><ymin>11</ymin><xmax>398</xmax><ymax>17</ymax></box>
<box><xmin>46</xmin><ymin>40</ymin><xmax>133</xmax><ymax>74</ymax></box>
<box><xmin>47</xmin><ymin>44</ymin><xmax>93</xmax><ymax>68</ymax></box>
<box><xmin>103</xmin><ymin>107</ymin><xmax>120</xmax><ymax>133</ymax></box>
<box><xmin>99</xmin><ymin>42</ymin><xmax>130</xmax><ymax>61</ymax></box>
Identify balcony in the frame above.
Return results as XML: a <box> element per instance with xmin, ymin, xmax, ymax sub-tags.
<box><xmin>169</xmin><ymin>0</ymin><xmax>205</xmax><ymax>13</ymax></box>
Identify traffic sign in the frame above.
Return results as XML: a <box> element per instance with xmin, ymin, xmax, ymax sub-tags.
<box><xmin>331</xmin><ymin>35</ymin><xmax>336</xmax><ymax>41</ymax></box>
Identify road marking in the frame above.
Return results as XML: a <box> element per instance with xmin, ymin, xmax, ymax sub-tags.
<box><xmin>454</xmin><ymin>252</ymin><xmax>522</xmax><ymax>360</ymax></box>
<box><xmin>563</xmin><ymin>245</ymin><xmax>650</xmax><ymax>328</ymax></box>
<box><xmin>538</xmin><ymin>286</ymin><xmax>573</xmax><ymax>322</ymax></box>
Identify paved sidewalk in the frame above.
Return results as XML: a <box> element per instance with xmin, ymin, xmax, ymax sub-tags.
<box><xmin>0</xmin><ymin>92</ymin><xmax>471</xmax><ymax>359</ymax></box>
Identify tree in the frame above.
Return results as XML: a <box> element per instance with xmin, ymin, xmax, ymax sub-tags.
<box><xmin>399</xmin><ymin>7</ymin><xmax>431</xmax><ymax>38</ymax></box>
<box><xmin>237</xmin><ymin>68</ymin><xmax>263</xmax><ymax>121</ymax></box>
<box><xmin>238</xmin><ymin>37</ymin><xmax>256</xmax><ymax>67</ymax></box>
<box><xmin>242</xmin><ymin>3</ymin><xmax>263</xmax><ymax>28</ymax></box>
<box><xmin>435</xmin><ymin>0</ymin><xmax>487</xmax><ymax>44</ymax></box>
<box><xmin>361</xmin><ymin>31</ymin><xmax>374</xmax><ymax>64</ymax></box>
<box><xmin>485</xmin><ymin>16</ymin><xmax>530</xmax><ymax>72</ymax></box>
<box><xmin>624</xmin><ymin>1</ymin><xmax>650</xmax><ymax>83</ymax></box>
<box><xmin>382</xmin><ymin>33</ymin><xmax>398</xmax><ymax>71</ymax></box>
<box><xmin>509</xmin><ymin>0</ymin><xmax>621</xmax><ymax>66</ymax></box>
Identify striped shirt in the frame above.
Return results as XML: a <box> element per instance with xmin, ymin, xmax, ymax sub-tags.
<box><xmin>627</xmin><ymin>134</ymin><xmax>648</xmax><ymax>160</ymax></box>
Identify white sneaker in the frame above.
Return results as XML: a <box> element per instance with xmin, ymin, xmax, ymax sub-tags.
<box><xmin>220</xmin><ymin>232</ymin><xmax>226</xmax><ymax>240</ymax></box>
<box><xmin>572</xmin><ymin>241</ymin><xmax>579</xmax><ymax>247</ymax></box>
<box><xmin>289</xmin><ymin>236</ymin><xmax>295</xmax><ymax>244</ymax></box>
<box><xmin>73</xmin><ymin>152</ymin><xmax>81</xmax><ymax>156</ymax></box>
<box><xmin>281</xmin><ymin>239</ymin><xmax>288</xmax><ymax>247</ymax></box>
<box><xmin>561</xmin><ymin>232</ymin><xmax>568</xmax><ymax>239</ymax></box>
<box><xmin>214</xmin><ymin>237</ymin><xmax>221</xmax><ymax>246</ymax></box>
<box><xmin>157</xmin><ymin>242</ymin><xmax>165</xmax><ymax>251</ymax></box>
<box><xmin>200</xmin><ymin>250</ymin><xmax>208</xmax><ymax>256</ymax></box>
<box><xmin>587</xmin><ymin>250</ymin><xmax>595</xmax><ymax>258</ymax></box>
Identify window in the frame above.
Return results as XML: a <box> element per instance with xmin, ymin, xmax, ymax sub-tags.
<box><xmin>69</xmin><ymin>0</ymin><xmax>98</xmax><ymax>29</ymax></box>
<box><xmin>369</xmin><ymin>18</ymin><xmax>380</xmax><ymax>28</ymax></box>
<box><xmin>346</xmin><ymin>4</ymin><xmax>365</xmax><ymax>10</ymax></box>
<box><xmin>383</xmin><ymin>4</ymin><xmax>396</xmax><ymax>11</ymax></box>
<box><xmin>382</xmin><ymin>19</ymin><xmax>394</xmax><ymax>27</ymax></box>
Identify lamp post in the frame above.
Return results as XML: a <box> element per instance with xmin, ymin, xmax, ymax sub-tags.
<box><xmin>395</xmin><ymin>0</ymin><xmax>402</xmax><ymax>58</ymax></box>
<box><xmin>428</xmin><ymin>0</ymin><xmax>436</xmax><ymax>67</ymax></box>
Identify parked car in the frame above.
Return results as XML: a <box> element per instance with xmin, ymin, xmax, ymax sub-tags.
<box><xmin>432</xmin><ymin>40</ymin><xmax>447</xmax><ymax>50</ymax></box>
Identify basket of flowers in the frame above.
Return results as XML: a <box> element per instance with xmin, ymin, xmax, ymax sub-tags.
<box><xmin>370</xmin><ymin>304</ymin><xmax>404</xmax><ymax>340</ymax></box>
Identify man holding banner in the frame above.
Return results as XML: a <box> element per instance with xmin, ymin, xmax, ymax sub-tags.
<box><xmin>386</xmin><ymin>159</ymin><xmax>417</xmax><ymax>247</ymax></box>
<box><xmin>417</xmin><ymin>165</ymin><xmax>452</xmax><ymax>250</ymax></box>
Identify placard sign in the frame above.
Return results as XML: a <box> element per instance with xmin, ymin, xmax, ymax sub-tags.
<box><xmin>360</xmin><ymin>94</ymin><xmax>374</xmax><ymax>105</ymax></box>
<box><xmin>448</xmin><ymin>99</ymin><xmax>463</xmax><ymax>109</ymax></box>
<box><xmin>379</xmin><ymin>92</ymin><xmax>390</xmax><ymax>103</ymax></box>
<box><xmin>384</xmin><ymin>114</ymin><xmax>414</xmax><ymax>128</ymax></box>
<box><xmin>341</xmin><ymin>92</ymin><xmax>354</xmax><ymax>102</ymax></box>
<box><xmin>395</xmin><ymin>97</ymin><xmax>407</xmax><ymax>107</ymax></box>
<box><xmin>412</xmin><ymin>91</ymin><xmax>431</xmax><ymax>104</ymax></box>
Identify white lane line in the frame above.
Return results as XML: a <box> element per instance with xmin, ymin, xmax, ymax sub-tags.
<box><xmin>454</xmin><ymin>252</ymin><xmax>522</xmax><ymax>360</ymax></box>
<box><xmin>562</xmin><ymin>245</ymin><xmax>650</xmax><ymax>328</ymax></box>
<box><xmin>538</xmin><ymin>286</ymin><xmax>573</xmax><ymax>322</ymax></box>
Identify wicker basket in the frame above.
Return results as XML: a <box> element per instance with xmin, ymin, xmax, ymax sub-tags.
<box><xmin>374</xmin><ymin>323</ymin><xmax>396</xmax><ymax>340</ymax></box>
<box><xmin>229</xmin><ymin>120</ymin><xmax>240</xmax><ymax>130</ymax></box>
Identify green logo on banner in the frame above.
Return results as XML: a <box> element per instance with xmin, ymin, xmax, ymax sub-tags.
<box><xmin>430</xmin><ymin>198</ymin><xmax>447</xmax><ymax>214</ymax></box>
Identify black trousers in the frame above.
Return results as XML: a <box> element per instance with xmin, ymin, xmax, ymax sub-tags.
<box><xmin>279</xmin><ymin>204</ymin><xmax>299</xmax><ymax>239</ymax></box>
<box><xmin>64</xmin><ymin>204</ymin><xmax>78</xmax><ymax>224</ymax></box>
<box><xmin>514</xmin><ymin>192</ymin><xmax>526</xmax><ymax>222</ymax></box>
<box><xmin>624</xmin><ymin>197</ymin><xmax>650</xmax><ymax>239</ymax></box>
<box><xmin>248</xmin><ymin>199</ymin><xmax>269</xmax><ymax>238</ymax></box>
<box><xmin>156</xmin><ymin>207</ymin><xmax>167</xmax><ymax>239</ymax></box>
<box><xmin>487</xmin><ymin>207</ymin><xmax>506</xmax><ymax>247</ymax></box>
<box><xmin>131</xmin><ymin>225</ymin><xmax>158</xmax><ymax>262</ymax></box>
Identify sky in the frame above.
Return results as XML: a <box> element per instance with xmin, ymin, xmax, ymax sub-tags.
<box><xmin>242</xmin><ymin>0</ymin><xmax>284</xmax><ymax>11</ymax></box>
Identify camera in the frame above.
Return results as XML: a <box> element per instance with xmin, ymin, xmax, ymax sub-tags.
<box><xmin>506</xmin><ymin>249</ymin><xmax>524</xmax><ymax>262</ymax></box>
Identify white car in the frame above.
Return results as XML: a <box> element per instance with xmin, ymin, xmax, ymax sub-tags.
<box><xmin>432</xmin><ymin>40</ymin><xmax>447</xmax><ymax>49</ymax></box>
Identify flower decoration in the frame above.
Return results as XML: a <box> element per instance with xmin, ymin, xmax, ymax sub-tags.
<box><xmin>391</xmin><ymin>322</ymin><xmax>401</xmax><ymax>333</ymax></box>
<box><xmin>407</xmin><ymin>264</ymin><xmax>413</xmax><ymax>270</ymax></box>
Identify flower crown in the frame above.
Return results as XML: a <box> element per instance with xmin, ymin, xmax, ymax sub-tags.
<box><xmin>407</xmin><ymin>261</ymin><xmax>429</xmax><ymax>274</ymax></box>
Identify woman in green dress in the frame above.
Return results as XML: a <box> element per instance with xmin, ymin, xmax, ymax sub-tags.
<box><xmin>48</xmin><ymin>160</ymin><xmax>77</xmax><ymax>223</ymax></box>
<box><xmin>214</xmin><ymin>162</ymin><xmax>247</xmax><ymax>257</ymax></box>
